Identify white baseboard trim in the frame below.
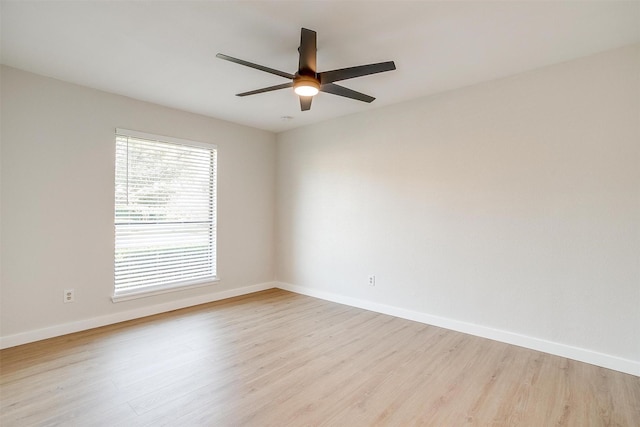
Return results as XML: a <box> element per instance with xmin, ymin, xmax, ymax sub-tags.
<box><xmin>4</xmin><ymin>280</ymin><xmax>637</xmax><ymax>376</ymax></box>
<box><xmin>0</xmin><ymin>282</ymin><xmax>276</xmax><ymax>350</ymax></box>
<box><xmin>275</xmin><ymin>281</ymin><xmax>640</xmax><ymax>377</ymax></box>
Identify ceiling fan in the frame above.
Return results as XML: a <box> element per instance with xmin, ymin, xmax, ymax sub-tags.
<box><xmin>216</xmin><ymin>28</ymin><xmax>396</xmax><ymax>111</ymax></box>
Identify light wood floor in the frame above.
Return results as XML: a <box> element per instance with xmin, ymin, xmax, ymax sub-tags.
<box><xmin>1</xmin><ymin>289</ymin><xmax>638</xmax><ymax>426</ymax></box>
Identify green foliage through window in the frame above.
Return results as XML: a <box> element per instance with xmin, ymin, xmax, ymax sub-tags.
<box><xmin>114</xmin><ymin>131</ymin><xmax>217</xmax><ymax>295</ymax></box>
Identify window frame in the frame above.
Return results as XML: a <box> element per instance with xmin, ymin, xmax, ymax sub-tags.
<box><xmin>112</xmin><ymin>128</ymin><xmax>218</xmax><ymax>302</ymax></box>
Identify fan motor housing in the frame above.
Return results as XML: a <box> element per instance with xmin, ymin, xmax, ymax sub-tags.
<box><xmin>293</xmin><ymin>74</ymin><xmax>320</xmax><ymax>95</ymax></box>
<box><xmin>294</xmin><ymin>74</ymin><xmax>320</xmax><ymax>88</ymax></box>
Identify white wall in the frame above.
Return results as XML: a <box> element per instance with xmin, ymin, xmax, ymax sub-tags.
<box><xmin>276</xmin><ymin>45</ymin><xmax>640</xmax><ymax>372</ymax></box>
<box><xmin>0</xmin><ymin>66</ymin><xmax>276</xmax><ymax>343</ymax></box>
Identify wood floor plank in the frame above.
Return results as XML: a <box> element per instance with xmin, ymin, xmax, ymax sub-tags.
<box><xmin>1</xmin><ymin>289</ymin><xmax>638</xmax><ymax>426</ymax></box>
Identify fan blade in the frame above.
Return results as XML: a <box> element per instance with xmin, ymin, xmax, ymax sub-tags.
<box><xmin>298</xmin><ymin>28</ymin><xmax>317</xmax><ymax>75</ymax></box>
<box><xmin>318</xmin><ymin>61</ymin><xmax>396</xmax><ymax>84</ymax></box>
<box><xmin>216</xmin><ymin>53</ymin><xmax>295</xmax><ymax>80</ymax></box>
<box><xmin>237</xmin><ymin>82</ymin><xmax>293</xmax><ymax>97</ymax></box>
<box><xmin>300</xmin><ymin>96</ymin><xmax>313</xmax><ymax>111</ymax></box>
<box><xmin>320</xmin><ymin>83</ymin><xmax>375</xmax><ymax>103</ymax></box>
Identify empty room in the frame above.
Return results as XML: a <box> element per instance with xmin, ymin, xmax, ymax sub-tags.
<box><xmin>1</xmin><ymin>1</ymin><xmax>639</xmax><ymax>425</ymax></box>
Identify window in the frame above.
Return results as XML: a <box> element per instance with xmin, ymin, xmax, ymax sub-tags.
<box><xmin>113</xmin><ymin>129</ymin><xmax>217</xmax><ymax>301</ymax></box>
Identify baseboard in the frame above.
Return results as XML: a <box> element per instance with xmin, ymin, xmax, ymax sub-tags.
<box><xmin>0</xmin><ymin>281</ymin><xmax>276</xmax><ymax>350</ymax></box>
<box><xmin>275</xmin><ymin>281</ymin><xmax>640</xmax><ymax>377</ymax></box>
<box><xmin>4</xmin><ymin>280</ymin><xmax>638</xmax><ymax>377</ymax></box>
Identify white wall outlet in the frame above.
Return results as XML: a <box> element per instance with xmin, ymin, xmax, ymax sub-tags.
<box><xmin>64</xmin><ymin>289</ymin><xmax>75</xmax><ymax>303</ymax></box>
<box><xmin>368</xmin><ymin>275</ymin><xmax>376</xmax><ymax>287</ymax></box>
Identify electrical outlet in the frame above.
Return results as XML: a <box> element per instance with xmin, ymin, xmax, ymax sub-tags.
<box><xmin>368</xmin><ymin>275</ymin><xmax>376</xmax><ymax>287</ymax></box>
<box><xmin>64</xmin><ymin>289</ymin><xmax>75</xmax><ymax>303</ymax></box>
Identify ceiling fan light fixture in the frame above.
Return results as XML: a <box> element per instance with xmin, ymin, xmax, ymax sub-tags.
<box><xmin>293</xmin><ymin>76</ymin><xmax>320</xmax><ymax>96</ymax></box>
<box><xmin>217</xmin><ymin>28</ymin><xmax>396</xmax><ymax>111</ymax></box>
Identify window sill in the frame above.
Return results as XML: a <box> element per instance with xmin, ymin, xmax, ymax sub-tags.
<box><xmin>111</xmin><ymin>277</ymin><xmax>220</xmax><ymax>303</ymax></box>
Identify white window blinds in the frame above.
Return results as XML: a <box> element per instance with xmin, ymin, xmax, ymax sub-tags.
<box><xmin>114</xmin><ymin>129</ymin><xmax>217</xmax><ymax>299</ymax></box>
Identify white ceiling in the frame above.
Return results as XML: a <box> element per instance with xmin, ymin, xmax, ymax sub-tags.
<box><xmin>1</xmin><ymin>1</ymin><xmax>639</xmax><ymax>133</ymax></box>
